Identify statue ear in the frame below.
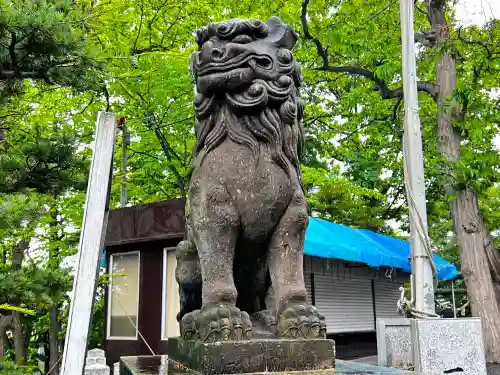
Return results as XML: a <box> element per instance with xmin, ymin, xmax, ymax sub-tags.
<box><xmin>266</xmin><ymin>16</ymin><xmax>298</xmax><ymax>50</ymax></box>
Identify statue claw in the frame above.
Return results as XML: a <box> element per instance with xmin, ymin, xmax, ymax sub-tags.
<box><xmin>277</xmin><ymin>304</ymin><xmax>326</xmax><ymax>339</ymax></box>
<box><xmin>193</xmin><ymin>305</ymin><xmax>252</xmax><ymax>342</ymax></box>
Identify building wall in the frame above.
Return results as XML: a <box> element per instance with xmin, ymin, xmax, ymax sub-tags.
<box><xmin>303</xmin><ymin>256</ymin><xmax>409</xmax><ymax>359</ymax></box>
<box><xmin>104</xmin><ymin>239</ymin><xmax>179</xmax><ymax>366</ymax></box>
<box><xmin>105</xmin><ymin>248</ymin><xmax>410</xmax><ymax>364</ymax></box>
<box><xmin>162</xmin><ymin>255</ymin><xmax>409</xmax><ymax>335</ymax></box>
<box><xmin>304</xmin><ymin>256</ymin><xmax>408</xmax><ymax>334</ymax></box>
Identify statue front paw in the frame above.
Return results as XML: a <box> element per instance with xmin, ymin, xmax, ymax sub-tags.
<box><xmin>196</xmin><ymin>304</ymin><xmax>252</xmax><ymax>342</ymax></box>
<box><xmin>277</xmin><ymin>304</ymin><xmax>326</xmax><ymax>339</ymax></box>
<box><xmin>180</xmin><ymin>310</ymin><xmax>200</xmax><ymax>340</ymax></box>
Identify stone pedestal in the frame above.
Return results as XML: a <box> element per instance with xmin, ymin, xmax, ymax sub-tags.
<box><xmin>120</xmin><ymin>355</ymin><xmax>424</xmax><ymax>375</ymax></box>
<box><xmin>376</xmin><ymin>318</ymin><xmax>412</xmax><ymax>369</ymax></box>
<box><xmin>411</xmin><ymin>318</ymin><xmax>487</xmax><ymax>375</ymax></box>
<box><xmin>85</xmin><ymin>348</ymin><xmax>110</xmax><ymax>375</ymax></box>
<box><xmin>167</xmin><ymin>337</ymin><xmax>335</xmax><ymax>375</ymax></box>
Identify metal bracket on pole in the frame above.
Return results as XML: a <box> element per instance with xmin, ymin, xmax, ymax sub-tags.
<box><xmin>60</xmin><ymin>112</ymin><xmax>117</xmax><ymax>375</ymax></box>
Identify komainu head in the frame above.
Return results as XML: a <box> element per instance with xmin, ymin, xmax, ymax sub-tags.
<box><xmin>190</xmin><ymin>17</ymin><xmax>305</xmax><ymax>179</ymax></box>
<box><xmin>191</xmin><ymin>17</ymin><xmax>302</xmax><ymax>96</ymax></box>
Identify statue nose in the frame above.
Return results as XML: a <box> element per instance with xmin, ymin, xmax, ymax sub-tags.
<box><xmin>211</xmin><ymin>48</ymin><xmax>224</xmax><ymax>59</ymax></box>
<box><xmin>201</xmin><ymin>42</ymin><xmax>224</xmax><ymax>61</ymax></box>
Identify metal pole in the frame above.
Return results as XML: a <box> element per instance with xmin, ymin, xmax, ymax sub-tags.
<box><xmin>61</xmin><ymin>112</ymin><xmax>117</xmax><ymax>375</ymax></box>
<box><xmin>451</xmin><ymin>280</ymin><xmax>457</xmax><ymax>318</ymax></box>
<box><xmin>121</xmin><ymin>123</ymin><xmax>129</xmax><ymax>207</ymax></box>
<box><xmin>399</xmin><ymin>0</ymin><xmax>435</xmax><ymax>314</ymax></box>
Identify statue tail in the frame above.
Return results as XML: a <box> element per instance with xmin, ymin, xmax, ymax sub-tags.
<box><xmin>175</xmin><ymin>238</ymin><xmax>202</xmax><ymax>322</ymax></box>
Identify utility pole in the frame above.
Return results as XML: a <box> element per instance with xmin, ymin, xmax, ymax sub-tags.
<box><xmin>399</xmin><ymin>0</ymin><xmax>435</xmax><ymax>314</ymax></box>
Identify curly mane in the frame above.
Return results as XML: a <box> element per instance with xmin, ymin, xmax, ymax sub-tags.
<box><xmin>191</xmin><ymin>18</ymin><xmax>305</xmax><ymax>183</ymax></box>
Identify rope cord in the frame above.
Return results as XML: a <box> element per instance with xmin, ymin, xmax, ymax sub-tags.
<box><xmin>397</xmin><ymin>286</ymin><xmax>440</xmax><ymax>319</ymax></box>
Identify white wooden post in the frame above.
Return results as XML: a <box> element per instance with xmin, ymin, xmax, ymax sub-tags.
<box><xmin>61</xmin><ymin>112</ymin><xmax>117</xmax><ymax>375</ymax></box>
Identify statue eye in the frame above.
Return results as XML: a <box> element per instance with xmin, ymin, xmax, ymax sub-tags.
<box><xmin>231</xmin><ymin>34</ymin><xmax>253</xmax><ymax>44</ymax></box>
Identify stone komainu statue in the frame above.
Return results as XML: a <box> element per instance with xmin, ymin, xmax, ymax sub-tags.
<box><xmin>175</xmin><ymin>16</ymin><xmax>326</xmax><ymax>342</ymax></box>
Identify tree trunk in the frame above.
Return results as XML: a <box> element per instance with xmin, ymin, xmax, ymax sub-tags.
<box><xmin>0</xmin><ymin>315</ymin><xmax>12</xmax><ymax>360</ymax></box>
<box><xmin>450</xmin><ymin>188</ymin><xmax>500</xmax><ymax>362</ymax></box>
<box><xmin>11</xmin><ymin>311</ymin><xmax>27</xmax><ymax>364</ymax></box>
<box><xmin>429</xmin><ymin>0</ymin><xmax>500</xmax><ymax>362</ymax></box>
<box><xmin>49</xmin><ymin>304</ymin><xmax>60</xmax><ymax>375</ymax></box>
<box><xmin>10</xmin><ymin>239</ymin><xmax>30</xmax><ymax>364</ymax></box>
<box><xmin>48</xmin><ymin>208</ymin><xmax>62</xmax><ymax>375</ymax></box>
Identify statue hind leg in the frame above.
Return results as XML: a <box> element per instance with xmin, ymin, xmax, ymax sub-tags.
<box><xmin>268</xmin><ymin>190</ymin><xmax>327</xmax><ymax>339</ymax></box>
<box><xmin>189</xmin><ymin>181</ymin><xmax>252</xmax><ymax>342</ymax></box>
<box><xmin>175</xmin><ymin>237</ymin><xmax>202</xmax><ymax>340</ymax></box>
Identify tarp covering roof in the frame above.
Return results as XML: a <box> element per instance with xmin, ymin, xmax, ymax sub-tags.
<box><xmin>304</xmin><ymin>217</ymin><xmax>460</xmax><ymax>281</ymax></box>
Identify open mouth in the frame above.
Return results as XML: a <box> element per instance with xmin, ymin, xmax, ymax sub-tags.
<box><xmin>195</xmin><ymin>52</ymin><xmax>274</xmax><ymax>77</ymax></box>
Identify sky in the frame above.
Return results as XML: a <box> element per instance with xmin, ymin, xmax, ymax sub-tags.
<box><xmin>455</xmin><ymin>0</ymin><xmax>500</xmax><ymax>27</ymax></box>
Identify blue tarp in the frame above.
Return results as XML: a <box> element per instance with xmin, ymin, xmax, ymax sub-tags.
<box><xmin>304</xmin><ymin>217</ymin><xmax>460</xmax><ymax>281</ymax></box>
<box><xmin>101</xmin><ymin>249</ymin><xmax>106</xmax><ymax>268</ymax></box>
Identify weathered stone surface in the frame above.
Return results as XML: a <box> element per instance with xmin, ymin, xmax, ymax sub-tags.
<box><xmin>376</xmin><ymin>318</ymin><xmax>412</xmax><ymax>368</ymax></box>
<box><xmin>85</xmin><ymin>349</ymin><xmax>110</xmax><ymax>375</ymax></box>
<box><xmin>411</xmin><ymin>318</ymin><xmax>487</xmax><ymax>375</ymax></box>
<box><xmin>88</xmin><ymin>348</ymin><xmax>106</xmax><ymax>358</ymax></box>
<box><xmin>175</xmin><ymin>15</ymin><xmax>326</xmax><ymax>344</ymax></box>
<box><xmin>120</xmin><ymin>355</ymin><xmax>424</xmax><ymax>375</ymax></box>
<box><xmin>84</xmin><ymin>364</ymin><xmax>111</xmax><ymax>375</ymax></box>
<box><xmin>168</xmin><ymin>337</ymin><xmax>335</xmax><ymax>375</ymax></box>
<box><xmin>86</xmin><ymin>355</ymin><xmax>107</xmax><ymax>366</ymax></box>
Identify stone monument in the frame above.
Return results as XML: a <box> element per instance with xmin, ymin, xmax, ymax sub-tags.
<box><xmin>167</xmin><ymin>16</ymin><xmax>335</xmax><ymax>375</ymax></box>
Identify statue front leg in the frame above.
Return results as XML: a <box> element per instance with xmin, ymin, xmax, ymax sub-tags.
<box><xmin>190</xmin><ymin>182</ymin><xmax>252</xmax><ymax>342</ymax></box>
<box><xmin>268</xmin><ymin>191</ymin><xmax>327</xmax><ymax>339</ymax></box>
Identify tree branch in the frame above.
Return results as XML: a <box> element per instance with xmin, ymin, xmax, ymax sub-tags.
<box><xmin>338</xmin><ymin>116</ymin><xmax>393</xmax><ymax>142</ymax></box>
<box><xmin>457</xmin><ymin>28</ymin><xmax>492</xmax><ymax>58</ymax></box>
<box><xmin>301</xmin><ymin>0</ymin><xmax>438</xmax><ymax>102</ymax></box>
<box><xmin>0</xmin><ymin>70</ymin><xmax>46</xmax><ymax>80</ymax></box>
<box><xmin>393</xmin><ymin>96</ymin><xmax>403</xmax><ymax>121</ymax></box>
<box><xmin>9</xmin><ymin>30</ymin><xmax>17</xmax><ymax>69</ymax></box>
<box><xmin>132</xmin><ymin>0</ymin><xmax>145</xmax><ymax>54</ymax></box>
<box><xmin>414</xmin><ymin>0</ymin><xmax>429</xmax><ymax>18</ymax></box>
<box><xmin>415</xmin><ymin>31</ymin><xmax>433</xmax><ymax>47</ymax></box>
<box><xmin>315</xmin><ymin>65</ymin><xmax>438</xmax><ymax>100</ymax></box>
<box><xmin>301</xmin><ymin>0</ymin><xmax>329</xmax><ymax>68</ymax></box>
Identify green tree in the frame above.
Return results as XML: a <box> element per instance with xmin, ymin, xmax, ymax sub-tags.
<box><xmin>0</xmin><ymin>86</ymin><xmax>93</xmax><ymax>371</ymax></box>
<box><xmin>298</xmin><ymin>0</ymin><xmax>500</xmax><ymax>360</ymax></box>
<box><xmin>0</xmin><ymin>0</ymin><xmax>103</xmax><ymax>101</ymax></box>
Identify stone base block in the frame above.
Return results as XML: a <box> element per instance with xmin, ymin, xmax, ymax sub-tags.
<box><xmin>84</xmin><ymin>364</ymin><xmax>111</xmax><ymax>375</ymax></box>
<box><xmin>167</xmin><ymin>337</ymin><xmax>335</xmax><ymax>375</ymax></box>
<box><xmin>120</xmin><ymin>356</ymin><xmax>425</xmax><ymax>375</ymax></box>
<box><xmin>411</xmin><ymin>318</ymin><xmax>487</xmax><ymax>375</ymax></box>
<box><xmin>86</xmin><ymin>356</ymin><xmax>107</xmax><ymax>366</ymax></box>
<box><xmin>376</xmin><ymin>318</ymin><xmax>412</xmax><ymax>369</ymax></box>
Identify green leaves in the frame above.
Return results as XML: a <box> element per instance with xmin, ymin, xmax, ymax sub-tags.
<box><xmin>0</xmin><ymin>0</ymin><xmax>104</xmax><ymax>100</ymax></box>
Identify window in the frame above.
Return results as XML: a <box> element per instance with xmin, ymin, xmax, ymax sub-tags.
<box><xmin>107</xmin><ymin>252</ymin><xmax>140</xmax><ymax>339</ymax></box>
<box><xmin>161</xmin><ymin>247</ymin><xmax>180</xmax><ymax>339</ymax></box>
